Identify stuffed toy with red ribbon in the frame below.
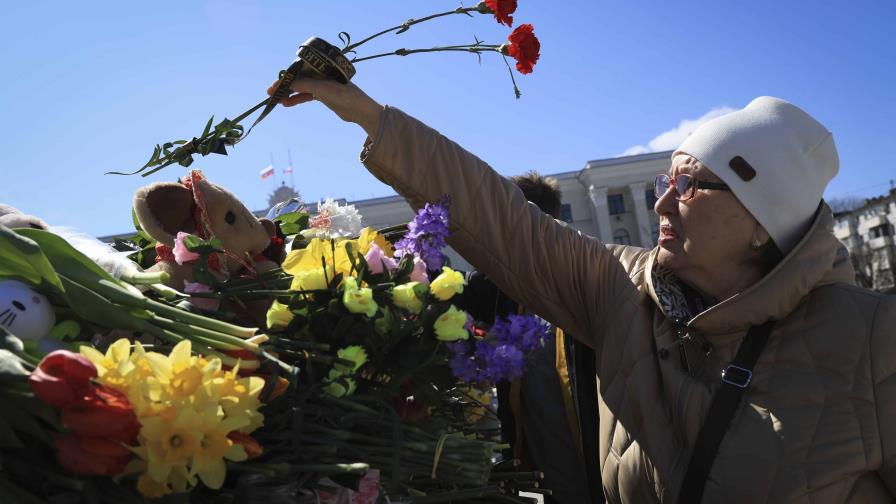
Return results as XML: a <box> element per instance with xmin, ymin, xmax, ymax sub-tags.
<box><xmin>132</xmin><ymin>170</ymin><xmax>284</xmax><ymax>294</ymax></box>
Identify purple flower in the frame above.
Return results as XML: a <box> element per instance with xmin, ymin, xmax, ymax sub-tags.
<box><xmin>448</xmin><ymin>342</ymin><xmax>477</xmax><ymax>382</ymax></box>
<box><xmin>395</xmin><ymin>197</ymin><xmax>451</xmax><ymax>272</ymax></box>
<box><xmin>491</xmin><ymin>314</ymin><xmax>550</xmax><ymax>352</ymax></box>
<box><xmin>478</xmin><ymin>343</ymin><xmax>524</xmax><ymax>382</ymax></box>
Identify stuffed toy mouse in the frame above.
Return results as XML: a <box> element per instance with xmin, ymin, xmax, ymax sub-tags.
<box><xmin>133</xmin><ymin>170</ymin><xmax>284</xmax><ymax>293</ymax></box>
<box><xmin>0</xmin><ymin>203</ymin><xmax>48</xmax><ymax>230</ymax></box>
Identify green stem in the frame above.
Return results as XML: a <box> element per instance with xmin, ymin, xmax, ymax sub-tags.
<box><xmin>145</xmin><ymin>298</ymin><xmax>258</xmax><ymax>338</ymax></box>
<box><xmin>120</xmin><ymin>270</ymin><xmax>169</xmax><ymax>285</ymax></box>
<box><xmin>150</xmin><ymin>315</ymin><xmax>258</xmax><ymax>352</ymax></box>
<box><xmin>352</xmin><ymin>45</ymin><xmax>500</xmax><ymax>64</ymax></box>
<box><xmin>344</xmin><ymin>7</ymin><xmax>481</xmax><ymax>53</ymax></box>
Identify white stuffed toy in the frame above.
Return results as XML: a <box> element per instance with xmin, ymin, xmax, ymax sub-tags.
<box><xmin>0</xmin><ymin>279</ymin><xmax>56</xmax><ymax>340</ymax></box>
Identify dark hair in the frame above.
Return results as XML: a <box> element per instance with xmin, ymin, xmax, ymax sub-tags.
<box><xmin>510</xmin><ymin>171</ymin><xmax>562</xmax><ymax>218</ymax></box>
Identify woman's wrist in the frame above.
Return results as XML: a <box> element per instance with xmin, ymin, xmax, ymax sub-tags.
<box><xmin>355</xmin><ymin>98</ymin><xmax>384</xmax><ymax>139</ymax></box>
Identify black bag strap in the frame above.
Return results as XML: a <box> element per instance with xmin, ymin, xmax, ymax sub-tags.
<box><xmin>677</xmin><ymin>320</ymin><xmax>775</xmax><ymax>504</ymax></box>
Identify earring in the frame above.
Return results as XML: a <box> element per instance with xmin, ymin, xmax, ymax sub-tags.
<box><xmin>751</xmin><ymin>238</ymin><xmax>762</xmax><ymax>249</ymax></box>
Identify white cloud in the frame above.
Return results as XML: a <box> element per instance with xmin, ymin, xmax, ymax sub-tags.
<box><xmin>619</xmin><ymin>106</ymin><xmax>735</xmax><ymax>157</ymax></box>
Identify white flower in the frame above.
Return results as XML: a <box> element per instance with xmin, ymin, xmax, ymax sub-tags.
<box><xmin>300</xmin><ymin>198</ymin><xmax>363</xmax><ymax>240</ymax></box>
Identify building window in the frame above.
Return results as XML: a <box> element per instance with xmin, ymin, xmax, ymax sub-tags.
<box><xmin>870</xmin><ymin>224</ymin><xmax>894</xmax><ymax>238</ymax></box>
<box><xmin>607</xmin><ymin>194</ymin><xmax>625</xmax><ymax>215</ymax></box>
<box><xmin>645</xmin><ymin>189</ymin><xmax>658</xmax><ymax>210</ymax></box>
<box><xmin>613</xmin><ymin>228</ymin><xmax>631</xmax><ymax>245</ymax></box>
<box><xmin>559</xmin><ymin>203</ymin><xmax>573</xmax><ymax>222</ymax></box>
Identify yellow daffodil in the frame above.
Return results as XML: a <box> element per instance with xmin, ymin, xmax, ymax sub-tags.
<box><xmin>84</xmin><ymin>338</ymin><xmax>267</xmax><ymax>498</ymax></box>
<box><xmin>392</xmin><ymin>282</ymin><xmax>427</xmax><ymax>314</ymax></box>
<box><xmin>429</xmin><ymin>266</ymin><xmax>465</xmax><ymax>301</ymax></box>
<box><xmin>342</xmin><ymin>277</ymin><xmax>378</xmax><ymax>317</ymax></box>
<box><xmin>434</xmin><ymin>306</ymin><xmax>469</xmax><ymax>341</ymax></box>
<box><xmin>265</xmin><ymin>300</ymin><xmax>294</xmax><ymax>329</ymax></box>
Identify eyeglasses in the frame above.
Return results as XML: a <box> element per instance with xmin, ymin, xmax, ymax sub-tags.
<box><xmin>654</xmin><ymin>173</ymin><xmax>731</xmax><ymax>201</ymax></box>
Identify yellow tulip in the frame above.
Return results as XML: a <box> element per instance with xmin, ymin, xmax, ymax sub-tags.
<box><xmin>434</xmin><ymin>306</ymin><xmax>469</xmax><ymax>342</ymax></box>
<box><xmin>430</xmin><ymin>266</ymin><xmax>465</xmax><ymax>301</ymax></box>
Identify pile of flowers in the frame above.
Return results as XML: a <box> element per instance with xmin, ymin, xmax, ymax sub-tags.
<box><xmin>27</xmin><ymin>338</ymin><xmax>271</xmax><ymax>498</ymax></box>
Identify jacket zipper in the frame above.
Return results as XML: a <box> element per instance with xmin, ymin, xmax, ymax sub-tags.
<box><xmin>674</xmin><ymin>318</ymin><xmax>691</xmax><ymax>373</ymax></box>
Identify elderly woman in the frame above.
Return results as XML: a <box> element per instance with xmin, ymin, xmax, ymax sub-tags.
<box><xmin>272</xmin><ymin>80</ymin><xmax>896</xmax><ymax>502</ymax></box>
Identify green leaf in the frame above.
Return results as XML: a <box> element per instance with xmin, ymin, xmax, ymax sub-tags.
<box><xmin>0</xmin><ymin>349</ymin><xmax>28</xmax><ymax>378</ymax></box>
<box><xmin>201</xmin><ymin>115</ymin><xmax>214</xmax><ymax>138</ymax></box>
<box><xmin>0</xmin><ymin>326</ymin><xmax>24</xmax><ymax>354</ymax></box>
<box><xmin>0</xmin><ymin>225</ymin><xmax>64</xmax><ymax>295</ymax></box>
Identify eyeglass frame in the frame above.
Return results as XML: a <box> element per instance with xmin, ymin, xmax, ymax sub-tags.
<box><xmin>654</xmin><ymin>173</ymin><xmax>732</xmax><ymax>201</ymax></box>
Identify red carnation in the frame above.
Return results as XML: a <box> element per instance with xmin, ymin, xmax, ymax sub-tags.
<box><xmin>504</xmin><ymin>24</ymin><xmax>540</xmax><ymax>74</ymax></box>
<box><xmin>484</xmin><ymin>0</ymin><xmax>517</xmax><ymax>27</ymax></box>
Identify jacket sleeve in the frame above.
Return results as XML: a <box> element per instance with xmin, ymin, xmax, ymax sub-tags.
<box><xmin>360</xmin><ymin>106</ymin><xmax>637</xmax><ymax>351</ymax></box>
<box><xmin>872</xmin><ymin>296</ymin><xmax>896</xmax><ymax>494</ymax></box>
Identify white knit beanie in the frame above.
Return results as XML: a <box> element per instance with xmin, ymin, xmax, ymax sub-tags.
<box><xmin>673</xmin><ymin>96</ymin><xmax>839</xmax><ymax>254</ymax></box>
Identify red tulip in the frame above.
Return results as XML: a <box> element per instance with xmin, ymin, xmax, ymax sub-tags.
<box><xmin>228</xmin><ymin>432</ymin><xmax>264</xmax><ymax>459</ymax></box>
<box><xmin>53</xmin><ymin>433</ymin><xmax>131</xmax><ymax>477</ymax></box>
<box><xmin>28</xmin><ymin>350</ymin><xmax>97</xmax><ymax>409</ymax></box>
<box><xmin>61</xmin><ymin>384</ymin><xmax>140</xmax><ymax>444</ymax></box>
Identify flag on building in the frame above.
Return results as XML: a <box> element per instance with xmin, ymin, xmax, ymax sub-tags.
<box><xmin>283</xmin><ymin>165</ymin><xmax>294</xmax><ymax>174</ymax></box>
<box><xmin>260</xmin><ymin>165</ymin><xmax>274</xmax><ymax>180</ymax></box>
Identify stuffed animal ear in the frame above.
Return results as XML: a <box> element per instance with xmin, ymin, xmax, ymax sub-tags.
<box><xmin>133</xmin><ymin>182</ymin><xmax>196</xmax><ymax>246</ymax></box>
<box><xmin>260</xmin><ymin>218</ymin><xmax>276</xmax><ymax>238</ymax></box>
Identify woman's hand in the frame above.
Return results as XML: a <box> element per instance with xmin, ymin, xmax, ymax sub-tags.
<box><xmin>267</xmin><ymin>78</ymin><xmax>383</xmax><ymax>139</ymax></box>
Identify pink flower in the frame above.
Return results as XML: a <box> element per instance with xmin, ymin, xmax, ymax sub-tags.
<box><xmin>172</xmin><ymin>232</ymin><xmax>200</xmax><ymax>265</ymax></box>
<box><xmin>365</xmin><ymin>244</ymin><xmax>397</xmax><ymax>274</ymax></box>
<box><xmin>184</xmin><ymin>282</ymin><xmax>220</xmax><ymax>311</ymax></box>
<box><xmin>410</xmin><ymin>255</ymin><xmax>429</xmax><ymax>284</ymax></box>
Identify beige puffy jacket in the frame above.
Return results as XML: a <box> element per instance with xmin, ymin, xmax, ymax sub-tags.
<box><xmin>361</xmin><ymin>106</ymin><xmax>896</xmax><ymax>503</ymax></box>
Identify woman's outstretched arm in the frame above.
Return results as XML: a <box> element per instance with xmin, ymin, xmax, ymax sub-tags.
<box><xmin>272</xmin><ymin>78</ymin><xmax>639</xmax><ymax>350</ymax></box>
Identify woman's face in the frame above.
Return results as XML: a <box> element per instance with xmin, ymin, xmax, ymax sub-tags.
<box><xmin>654</xmin><ymin>155</ymin><xmax>764</xmax><ymax>290</ymax></box>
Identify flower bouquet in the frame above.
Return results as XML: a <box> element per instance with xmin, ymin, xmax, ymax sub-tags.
<box><xmin>0</xmin><ymin>194</ymin><xmax>554</xmax><ymax>502</ymax></box>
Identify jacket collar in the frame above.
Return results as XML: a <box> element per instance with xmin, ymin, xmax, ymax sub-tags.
<box><xmin>644</xmin><ymin>203</ymin><xmax>855</xmax><ymax>335</ymax></box>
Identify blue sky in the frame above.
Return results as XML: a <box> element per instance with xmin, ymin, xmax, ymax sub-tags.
<box><xmin>1</xmin><ymin>1</ymin><xmax>894</xmax><ymax>236</ymax></box>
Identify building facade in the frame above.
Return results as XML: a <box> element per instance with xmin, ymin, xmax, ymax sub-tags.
<box><xmin>345</xmin><ymin>151</ymin><xmax>672</xmax><ymax>271</ymax></box>
<box><xmin>833</xmin><ymin>188</ymin><xmax>896</xmax><ymax>292</ymax></box>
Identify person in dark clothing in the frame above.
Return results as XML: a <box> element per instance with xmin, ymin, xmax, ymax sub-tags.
<box><xmin>458</xmin><ymin>172</ymin><xmax>603</xmax><ymax>504</ymax></box>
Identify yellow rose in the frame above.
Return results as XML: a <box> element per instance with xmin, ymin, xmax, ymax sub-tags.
<box><xmin>265</xmin><ymin>300</ymin><xmax>294</xmax><ymax>329</ymax></box>
<box><xmin>290</xmin><ymin>265</ymin><xmax>332</xmax><ymax>291</ymax></box>
<box><xmin>430</xmin><ymin>266</ymin><xmax>465</xmax><ymax>301</ymax></box>
<box><xmin>392</xmin><ymin>282</ymin><xmax>426</xmax><ymax>314</ymax></box>
<box><xmin>434</xmin><ymin>306</ymin><xmax>469</xmax><ymax>341</ymax></box>
<box><xmin>342</xmin><ymin>277</ymin><xmax>378</xmax><ymax>317</ymax></box>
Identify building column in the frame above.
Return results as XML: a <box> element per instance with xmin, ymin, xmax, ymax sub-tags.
<box><xmin>628</xmin><ymin>182</ymin><xmax>655</xmax><ymax>247</ymax></box>
<box><xmin>587</xmin><ymin>184</ymin><xmax>613</xmax><ymax>244</ymax></box>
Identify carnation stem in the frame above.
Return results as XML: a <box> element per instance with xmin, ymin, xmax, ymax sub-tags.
<box><xmin>344</xmin><ymin>7</ymin><xmax>481</xmax><ymax>53</ymax></box>
<box><xmin>351</xmin><ymin>45</ymin><xmax>500</xmax><ymax>64</ymax></box>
